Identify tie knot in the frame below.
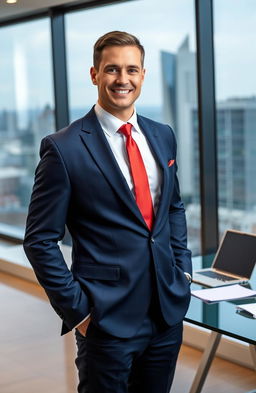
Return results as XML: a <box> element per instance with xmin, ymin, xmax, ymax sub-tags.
<box><xmin>119</xmin><ymin>123</ymin><xmax>132</xmax><ymax>138</ymax></box>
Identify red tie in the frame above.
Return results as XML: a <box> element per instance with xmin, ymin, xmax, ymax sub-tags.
<box><xmin>119</xmin><ymin>123</ymin><xmax>154</xmax><ymax>230</ymax></box>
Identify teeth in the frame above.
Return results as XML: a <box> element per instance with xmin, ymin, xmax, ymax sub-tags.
<box><xmin>114</xmin><ymin>90</ymin><xmax>129</xmax><ymax>94</ymax></box>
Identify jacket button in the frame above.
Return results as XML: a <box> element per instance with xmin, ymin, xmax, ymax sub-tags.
<box><xmin>151</xmin><ymin>237</ymin><xmax>155</xmax><ymax>243</ymax></box>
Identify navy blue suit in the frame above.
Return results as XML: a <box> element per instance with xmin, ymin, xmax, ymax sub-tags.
<box><xmin>24</xmin><ymin>107</ymin><xmax>192</xmax><ymax>391</ymax></box>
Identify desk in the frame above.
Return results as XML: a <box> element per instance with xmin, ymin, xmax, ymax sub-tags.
<box><xmin>185</xmin><ymin>255</ymin><xmax>256</xmax><ymax>393</ymax></box>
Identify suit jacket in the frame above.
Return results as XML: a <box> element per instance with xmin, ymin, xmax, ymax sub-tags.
<box><xmin>23</xmin><ymin>107</ymin><xmax>192</xmax><ymax>337</ymax></box>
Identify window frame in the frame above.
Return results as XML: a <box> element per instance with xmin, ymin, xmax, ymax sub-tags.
<box><xmin>0</xmin><ymin>0</ymin><xmax>219</xmax><ymax>256</ymax></box>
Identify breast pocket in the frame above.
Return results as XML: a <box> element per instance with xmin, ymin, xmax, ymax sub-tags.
<box><xmin>168</xmin><ymin>159</ymin><xmax>175</xmax><ymax>168</ymax></box>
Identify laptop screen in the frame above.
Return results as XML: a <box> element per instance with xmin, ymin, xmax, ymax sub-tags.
<box><xmin>214</xmin><ymin>231</ymin><xmax>256</xmax><ymax>278</ymax></box>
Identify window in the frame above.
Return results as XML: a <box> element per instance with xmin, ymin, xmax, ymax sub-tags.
<box><xmin>66</xmin><ymin>0</ymin><xmax>201</xmax><ymax>254</ymax></box>
<box><xmin>214</xmin><ymin>0</ymin><xmax>256</xmax><ymax>235</ymax></box>
<box><xmin>0</xmin><ymin>19</ymin><xmax>55</xmax><ymax>236</ymax></box>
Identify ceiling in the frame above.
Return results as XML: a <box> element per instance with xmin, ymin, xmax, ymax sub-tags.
<box><xmin>0</xmin><ymin>0</ymin><xmax>91</xmax><ymax>22</ymax></box>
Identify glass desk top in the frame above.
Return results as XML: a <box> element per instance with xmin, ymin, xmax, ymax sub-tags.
<box><xmin>185</xmin><ymin>255</ymin><xmax>256</xmax><ymax>345</ymax></box>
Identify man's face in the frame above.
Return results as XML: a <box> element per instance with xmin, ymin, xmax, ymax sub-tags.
<box><xmin>90</xmin><ymin>45</ymin><xmax>145</xmax><ymax>121</ymax></box>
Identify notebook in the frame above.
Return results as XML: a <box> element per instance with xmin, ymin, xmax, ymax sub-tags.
<box><xmin>192</xmin><ymin>230</ymin><xmax>256</xmax><ymax>287</ymax></box>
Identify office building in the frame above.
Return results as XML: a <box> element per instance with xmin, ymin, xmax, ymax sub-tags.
<box><xmin>192</xmin><ymin>96</ymin><xmax>256</xmax><ymax>237</ymax></box>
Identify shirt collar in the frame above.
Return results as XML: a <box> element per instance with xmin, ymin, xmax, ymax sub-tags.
<box><xmin>94</xmin><ymin>102</ymin><xmax>141</xmax><ymax>137</ymax></box>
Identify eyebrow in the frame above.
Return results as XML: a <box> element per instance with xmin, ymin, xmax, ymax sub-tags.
<box><xmin>104</xmin><ymin>64</ymin><xmax>141</xmax><ymax>70</ymax></box>
<box><xmin>128</xmin><ymin>65</ymin><xmax>141</xmax><ymax>70</ymax></box>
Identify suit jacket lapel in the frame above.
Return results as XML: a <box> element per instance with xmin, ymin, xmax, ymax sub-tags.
<box><xmin>137</xmin><ymin>115</ymin><xmax>169</xmax><ymax>235</ymax></box>
<box><xmin>79</xmin><ymin>108</ymin><xmax>148</xmax><ymax>230</ymax></box>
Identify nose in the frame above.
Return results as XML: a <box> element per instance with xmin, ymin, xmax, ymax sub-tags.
<box><xmin>116</xmin><ymin>69</ymin><xmax>129</xmax><ymax>85</ymax></box>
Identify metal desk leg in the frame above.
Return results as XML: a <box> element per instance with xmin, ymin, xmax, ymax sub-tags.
<box><xmin>249</xmin><ymin>344</ymin><xmax>256</xmax><ymax>371</ymax></box>
<box><xmin>189</xmin><ymin>331</ymin><xmax>221</xmax><ymax>393</ymax></box>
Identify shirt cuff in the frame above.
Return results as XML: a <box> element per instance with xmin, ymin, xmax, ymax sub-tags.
<box><xmin>184</xmin><ymin>272</ymin><xmax>192</xmax><ymax>283</ymax></box>
<box><xmin>74</xmin><ymin>313</ymin><xmax>91</xmax><ymax>329</ymax></box>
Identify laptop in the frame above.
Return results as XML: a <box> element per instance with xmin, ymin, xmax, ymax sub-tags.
<box><xmin>192</xmin><ymin>229</ymin><xmax>256</xmax><ymax>287</ymax></box>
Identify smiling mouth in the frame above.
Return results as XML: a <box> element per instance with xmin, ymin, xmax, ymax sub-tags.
<box><xmin>111</xmin><ymin>89</ymin><xmax>133</xmax><ymax>95</ymax></box>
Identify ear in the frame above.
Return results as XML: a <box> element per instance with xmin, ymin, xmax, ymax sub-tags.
<box><xmin>90</xmin><ymin>66</ymin><xmax>98</xmax><ymax>85</ymax></box>
<box><xmin>141</xmin><ymin>68</ymin><xmax>146</xmax><ymax>84</ymax></box>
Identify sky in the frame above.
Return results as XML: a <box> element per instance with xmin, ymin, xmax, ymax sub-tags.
<box><xmin>213</xmin><ymin>0</ymin><xmax>256</xmax><ymax>101</ymax></box>
<box><xmin>0</xmin><ymin>0</ymin><xmax>256</xmax><ymax>112</ymax></box>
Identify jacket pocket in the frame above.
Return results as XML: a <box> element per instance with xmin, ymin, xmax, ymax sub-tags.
<box><xmin>74</xmin><ymin>264</ymin><xmax>120</xmax><ymax>281</ymax></box>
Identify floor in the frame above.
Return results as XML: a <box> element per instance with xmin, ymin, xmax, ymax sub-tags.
<box><xmin>0</xmin><ymin>271</ymin><xmax>255</xmax><ymax>393</ymax></box>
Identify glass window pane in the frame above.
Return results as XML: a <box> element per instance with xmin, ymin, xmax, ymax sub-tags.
<box><xmin>0</xmin><ymin>19</ymin><xmax>55</xmax><ymax>235</ymax></box>
<box><xmin>66</xmin><ymin>0</ymin><xmax>201</xmax><ymax>255</ymax></box>
<box><xmin>214</xmin><ymin>0</ymin><xmax>256</xmax><ymax>238</ymax></box>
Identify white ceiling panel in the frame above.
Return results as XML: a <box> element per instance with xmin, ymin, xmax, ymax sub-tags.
<box><xmin>0</xmin><ymin>0</ymin><xmax>90</xmax><ymax>22</ymax></box>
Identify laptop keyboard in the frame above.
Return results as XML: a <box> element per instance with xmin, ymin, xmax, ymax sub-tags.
<box><xmin>199</xmin><ymin>270</ymin><xmax>236</xmax><ymax>281</ymax></box>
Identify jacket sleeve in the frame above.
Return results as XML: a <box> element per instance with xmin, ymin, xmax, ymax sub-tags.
<box><xmin>23</xmin><ymin>136</ymin><xmax>90</xmax><ymax>332</ymax></box>
<box><xmin>168</xmin><ymin>128</ymin><xmax>192</xmax><ymax>276</ymax></box>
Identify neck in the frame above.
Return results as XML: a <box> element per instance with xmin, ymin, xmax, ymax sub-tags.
<box><xmin>97</xmin><ymin>102</ymin><xmax>134</xmax><ymax>122</ymax></box>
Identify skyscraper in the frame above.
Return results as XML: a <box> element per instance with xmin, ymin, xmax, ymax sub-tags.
<box><xmin>161</xmin><ymin>36</ymin><xmax>197</xmax><ymax>199</ymax></box>
<box><xmin>192</xmin><ymin>96</ymin><xmax>256</xmax><ymax>236</ymax></box>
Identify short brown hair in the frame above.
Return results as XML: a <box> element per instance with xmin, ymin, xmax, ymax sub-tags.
<box><xmin>93</xmin><ymin>31</ymin><xmax>145</xmax><ymax>69</ymax></box>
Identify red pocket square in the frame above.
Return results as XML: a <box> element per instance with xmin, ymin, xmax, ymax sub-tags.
<box><xmin>168</xmin><ymin>159</ymin><xmax>175</xmax><ymax>167</ymax></box>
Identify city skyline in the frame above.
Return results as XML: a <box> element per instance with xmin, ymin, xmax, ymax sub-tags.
<box><xmin>1</xmin><ymin>92</ymin><xmax>256</xmax><ymax>254</ymax></box>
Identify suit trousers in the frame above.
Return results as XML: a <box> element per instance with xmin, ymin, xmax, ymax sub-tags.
<box><xmin>74</xmin><ymin>302</ymin><xmax>183</xmax><ymax>393</ymax></box>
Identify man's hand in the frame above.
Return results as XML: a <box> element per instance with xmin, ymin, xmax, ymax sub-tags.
<box><xmin>77</xmin><ymin>317</ymin><xmax>91</xmax><ymax>337</ymax></box>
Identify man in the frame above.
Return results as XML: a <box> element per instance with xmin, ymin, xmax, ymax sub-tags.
<box><xmin>23</xmin><ymin>31</ymin><xmax>192</xmax><ymax>393</ymax></box>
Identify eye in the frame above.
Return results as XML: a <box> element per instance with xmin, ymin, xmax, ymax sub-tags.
<box><xmin>106</xmin><ymin>67</ymin><xmax>119</xmax><ymax>74</ymax></box>
<box><xmin>128</xmin><ymin>68</ymin><xmax>139</xmax><ymax>74</ymax></box>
